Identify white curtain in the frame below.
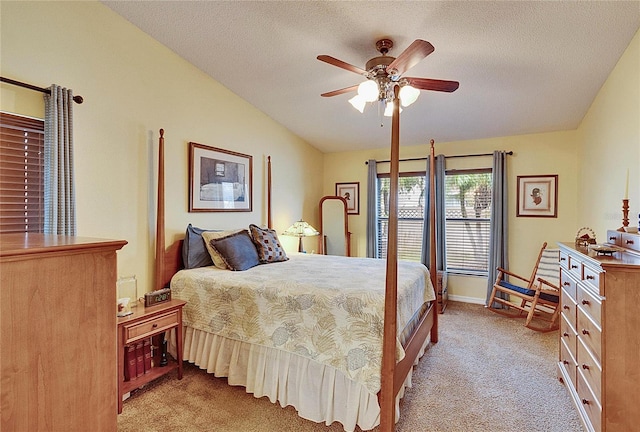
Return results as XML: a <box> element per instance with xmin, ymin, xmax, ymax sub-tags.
<box><xmin>44</xmin><ymin>85</ymin><xmax>76</xmax><ymax>235</ymax></box>
<box><xmin>485</xmin><ymin>151</ymin><xmax>509</xmax><ymax>305</ymax></box>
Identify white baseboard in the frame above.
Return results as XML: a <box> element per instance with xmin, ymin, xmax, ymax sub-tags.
<box><xmin>448</xmin><ymin>294</ymin><xmax>486</xmax><ymax>305</ymax></box>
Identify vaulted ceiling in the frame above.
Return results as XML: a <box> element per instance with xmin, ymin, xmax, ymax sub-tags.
<box><xmin>103</xmin><ymin>1</ymin><xmax>640</xmax><ymax>153</ymax></box>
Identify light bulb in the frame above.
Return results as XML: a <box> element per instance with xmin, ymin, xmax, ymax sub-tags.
<box><xmin>399</xmin><ymin>85</ymin><xmax>420</xmax><ymax>107</ymax></box>
<box><xmin>383</xmin><ymin>101</ymin><xmax>402</xmax><ymax>117</ymax></box>
<box><xmin>348</xmin><ymin>94</ymin><xmax>366</xmax><ymax>113</ymax></box>
<box><xmin>357</xmin><ymin>80</ymin><xmax>379</xmax><ymax>102</ymax></box>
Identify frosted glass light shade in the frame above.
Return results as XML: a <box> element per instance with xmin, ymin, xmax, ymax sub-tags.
<box><xmin>399</xmin><ymin>85</ymin><xmax>420</xmax><ymax>107</ymax></box>
<box><xmin>383</xmin><ymin>101</ymin><xmax>402</xmax><ymax>117</ymax></box>
<box><xmin>348</xmin><ymin>95</ymin><xmax>366</xmax><ymax>113</ymax></box>
<box><xmin>357</xmin><ymin>80</ymin><xmax>379</xmax><ymax>102</ymax></box>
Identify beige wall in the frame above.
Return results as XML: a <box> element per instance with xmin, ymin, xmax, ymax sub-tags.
<box><xmin>1</xmin><ymin>2</ymin><xmax>323</xmax><ymax>297</ymax></box>
<box><xmin>323</xmin><ymin>29</ymin><xmax>639</xmax><ymax>303</ymax></box>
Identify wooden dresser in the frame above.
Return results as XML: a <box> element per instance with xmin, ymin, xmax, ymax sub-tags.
<box><xmin>1</xmin><ymin>234</ymin><xmax>127</xmax><ymax>431</ymax></box>
<box><xmin>557</xmin><ymin>232</ymin><xmax>640</xmax><ymax>432</ymax></box>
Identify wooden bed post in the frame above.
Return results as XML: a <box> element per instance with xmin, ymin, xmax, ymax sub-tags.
<box><xmin>380</xmin><ymin>86</ymin><xmax>401</xmax><ymax>432</ymax></box>
<box><xmin>154</xmin><ymin>128</ymin><xmax>165</xmax><ymax>291</ymax></box>
<box><xmin>267</xmin><ymin>155</ymin><xmax>272</xmax><ymax>230</ymax></box>
<box><xmin>429</xmin><ymin>140</ymin><xmax>439</xmax><ymax>343</ymax></box>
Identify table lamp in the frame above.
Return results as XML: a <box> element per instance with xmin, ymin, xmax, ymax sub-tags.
<box><xmin>282</xmin><ymin>219</ymin><xmax>319</xmax><ymax>252</ymax></box>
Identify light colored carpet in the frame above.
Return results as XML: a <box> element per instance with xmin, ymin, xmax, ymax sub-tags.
<box><xmin>117</xmin><ymin>301</ymin><xmax>583</xmax><ymax>432</ymax></box>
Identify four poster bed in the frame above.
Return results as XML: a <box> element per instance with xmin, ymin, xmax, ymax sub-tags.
<box><xmin>153</xmin><ymin>122</ymin><xmax>440</xmax><ymax>431</ymax></box>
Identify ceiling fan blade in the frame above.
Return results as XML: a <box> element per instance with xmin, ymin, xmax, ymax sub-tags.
<box><xmin>317</xmin><ymin>55</ymin><xmax>367</xmax><ymax>76</ymax></box>
<box><xmin>386</xmin><ymin>40</ymin><xmax>435</xmax><ymax>77</ymax></box>
<box><xmin>321</xmin><ymin>84</ymin><xmax>359</xmax><ymax>97</ymax></box>
<box><xmin>405</xmin><ymin>77</ymin><xmax>459</xmax><ymax>93</ymax></box>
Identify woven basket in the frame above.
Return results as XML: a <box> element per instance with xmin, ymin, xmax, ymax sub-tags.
<box><xmin>575</xmin><ymin>227</ymin><xmax>597</xmax><ymax>247</ymax></box>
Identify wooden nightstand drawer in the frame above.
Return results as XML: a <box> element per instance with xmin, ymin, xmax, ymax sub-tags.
<box><xmin>124</xmin><ymin>310</ymin><xmax>179</xmax><ymax>344</ymax></box>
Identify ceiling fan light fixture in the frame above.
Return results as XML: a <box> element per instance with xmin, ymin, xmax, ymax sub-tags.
<box><xmin>348</xmin><ymin>94</ymin><xmax>366</xmax><ymax>113</ymax></box>
<box><xmin>357</xmin><ymin>80</ymin><xmax>379</xmax><ymax>102</ymax></box>
<box><xmin>399</xmin><ymin>85</ymin><xmax>420</xmax><ymax>107</ymax></box>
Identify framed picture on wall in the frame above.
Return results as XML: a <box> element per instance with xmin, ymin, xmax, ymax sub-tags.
<box><xmin>188</xmin><ymin>142</ymin><xmax>252</xmax><ymax>212</ymax></box>
<box><xmin>516</xmin><ymin>175</ymin><xmax>558</xmax><ymax>218</ymax></box>
<box><xmin>336</xmin><ymin>182</ymin><xmax>359</xmax><ymax>215</ymax></box>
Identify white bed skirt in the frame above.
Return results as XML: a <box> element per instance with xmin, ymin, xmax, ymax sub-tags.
<box><xmin>170</xmin><ymin>325</ymin><xmax>430</xmax><ymax>432</ymax></box>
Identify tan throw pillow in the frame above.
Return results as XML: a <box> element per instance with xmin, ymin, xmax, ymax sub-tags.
<box><xmin>202</xmin><ymin>229</ymin><xmax>246</xmax><ymax>269</ymax></box>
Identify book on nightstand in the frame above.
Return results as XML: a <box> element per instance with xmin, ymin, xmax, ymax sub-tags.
<box><xmin>135</xmin><ymin>342</ymin><xmax>144</xmax><ymax>378</ymax></box>
<box><xmin>143</xmin><ymin>338</ymin><xmax>152</xmax><ymax>373</ymax></box>
<box><xmin>124</xmin><ymin>345</ymin><xmax>136</xmax><ymax>381</ymax></box>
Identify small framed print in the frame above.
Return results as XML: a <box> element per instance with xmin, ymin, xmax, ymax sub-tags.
<box><xmin>189</xmin><ymin>142</ymin><xmax>252</xmax><ymax>212</ymax></box>
<box><xmin>517</xmin><ymin>175</ymin><xmax>558</xmax><ymax>218</ymax></box>
<box><xmin>336</xmin><ymin>182</ymin><xmax>360</xmax><ymax>215</ymax></box>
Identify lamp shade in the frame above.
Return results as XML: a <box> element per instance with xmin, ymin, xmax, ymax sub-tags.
<box><xmin>348</xmin><ymin>94</ymin><xmax>366</xmax><ymax>113</ymax></box>
<box><xmin>399</xmin><ymin>85</ymin><xmax>420</xmax><ymax>107</ymax></box>
<box><xmin>282</xmin><ymin>220</ymin><xmax>319</xmax><ymax>238</ymax></box>
<box><xmin>383</xmin><ymin>101</ymin><xmax>402</xmax><ymax>117</ymax></box>
<box><xmin>357</xmin><ymin>80</ymin><xmax>379</xmax><ymax>102</ymax></box>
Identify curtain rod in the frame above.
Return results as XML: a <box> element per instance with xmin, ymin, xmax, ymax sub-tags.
<box><xmin>365</xmin><ymin>151</ymin><xmax>513</xmax><ymax>164</ymax></box>
<box><xmin>1</xmin><ymin>76</ymin><xmax>84</xmax><ymax>104</ymax></box>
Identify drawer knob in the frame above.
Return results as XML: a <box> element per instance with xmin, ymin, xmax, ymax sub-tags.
<box><xmin>582</xmin><ymin>399</ymin><xmax>590</xmax><ymax>405</ymax></box>
<box><xmin>563</xmin><ymin>332</ymin><xmax>570</xmax><ymax>337</ymax></box>
<box><xmin>586</xmin><ymin>275</ymin><xmax>594</xmax><ymax>280</ymax></box>
<box><xmin>563</xmin><ymin>360</ymin><xmax>569</xmax><ymax>365</ymax></box>
<box><xmin>609</xmin><ymin>236</ymin><xmax>616</xmax><ymax>241</ymax></box>
<box><xmin>626</xmin><ymin>240</ymin><xmax>634</xmax><ymax>245</ymax></box>
<box><xmin>560</xmin><ymin>257</ymin><xmax>567</xmax><ymax>261</ymax></box>
<box><xmin>581</xmin><ymin>300</ymin><xmax>590</xmax><ymax>306</ymax></box>
<box><xmin>571</xmin><ymin>265</ymin><xmax>578</xmax><ymax>269</ymax></box>
<box><xmin>563</xmin><ymin>305</ymin><xmax>570</xmax><ymax>310</ymax></box>
<box><xmin>582</xmin><ymin>329</ymin><xmax>590</xmax><ymax>335</ymax></box>
<box><xmin>152</xmin><ymin>323</ymin><xmax>158</xmax><ymax>328</ymax></box>
<box><xmin>563</xmin><ymin>282</ymin><xmax>571</xmax><ymax>286</ymax></box>
<box><xmin>582</xmin><ymin>364</ymin><xmax>590</xmax><ymax>370</ymax></box>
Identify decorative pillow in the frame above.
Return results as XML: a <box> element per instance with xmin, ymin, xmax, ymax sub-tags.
<box><xmin>208</xmin><ymin>230</ymin><xmax>260</xmax><ymax>271</ymax></box>
<box><xmin>182</xmin><ymin>224</ymin><xmax>221</xmax><ymax>269</ymax></box>
<box><xmin>202</xmin><ymin>229</ymin><xmax>246</xmax><ymax>269</ymax></box>
<box><xmin>249</xmin><ymin>224</ymin><xmax>288</xmax><ymax>263</ymax></box>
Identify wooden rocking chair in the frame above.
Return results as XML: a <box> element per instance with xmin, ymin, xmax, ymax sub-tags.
<box><xmin>487</xmin><ymin>242</ymin><xmax>561</xmax><ymax>332</ymax></box>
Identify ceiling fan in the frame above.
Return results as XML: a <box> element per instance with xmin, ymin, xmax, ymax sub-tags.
<box><xmin>317</xmin><ymin>38</ymin><xmax>459</xmax><ymax>113</ymax></box>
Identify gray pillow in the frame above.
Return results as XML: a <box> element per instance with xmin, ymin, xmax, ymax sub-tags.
<box><xmin>209</xmin><ymin>230</ymin><xmax>260</xmax><ymax>271</ymax></box>
<box><xmin>182</xmin><ymin>224</ymin><xmax>219</xmax><ymax>269</ymax></box>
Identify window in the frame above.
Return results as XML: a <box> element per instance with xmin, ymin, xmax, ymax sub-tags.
<box><xmin>444</xmin><ymin>169</ymin><xmax>492</xmax><ymax>274</ymax></box>
<box><xmin>377</xmin><ymin>173</ymin><xmax>426</xmax><ymax>261</ymax></box>
<box><xmin>0</xmin><ymin>112</ymin><xmax>45</xmax><ymax>233</ymax></box>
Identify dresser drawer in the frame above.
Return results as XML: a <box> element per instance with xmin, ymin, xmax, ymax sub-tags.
<box><xmin>560</xmin><ymin>337</ymin><xmax>577</xmax><ymax>390</ymax></box>
<box><xmin>577</xmin><ymin>285</ymin><xmax>601</xmax><ymax>325</ymax></box>
<box><xmin>577</xmin><ymin>337</ymin><xmax>602</xmax><ymax>403</ymax></box>
<box><xmin>577</xmin><ymin>368</ymin><xmax>602</xmax><ymax>432</ymax></box>
<box><xmin>606</xmin><ymin>230</ymin><xmax>621</xmax><ymax>246</ymax></box>
<box><xmin>577</xmin><ymin>307</ymin><xmax>602</xmax><ymax>365</ymax></box>
<box><xmin>560</xmin><ymin>312</ymin><xmax>577</xmax><ymax>357</ymax></box>
<box><xmin>560</xmin><ymin>272</ymin><xmax>578</xmax><ymax>303</ymax></box>
<box><xmin>582</xmin><ymin>266</ymin><xmax>601</xmax><ymax>293</ymax></box>
<box><xmin>561</xmin><ymin>287</ymin><xmax>577</xmax><ymax>328</ymax></box>
<box><xmin>123</xmin><ymin>310</ymin><xmax>180</xmax><ymax>344</ymax></box>
<box><xmin>621</xmin><ymin>233</ymin><xmax>640</xmax><ymax>253</ymax></box>
<box><xmin>568</xmin><ymin>255</ymin><xmax>582</xmax><ymax>279</ymax></box>
<box><xmin>559</xmin><ymin>250</ymin><xmax>570</xmax><ymax>270</ymax></box>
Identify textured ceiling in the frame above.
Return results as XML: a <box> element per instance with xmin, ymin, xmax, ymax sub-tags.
<box><xmin>102</xmin><ymin>1</ymin><xmax>640</xmax><ymax>153</ymax></box>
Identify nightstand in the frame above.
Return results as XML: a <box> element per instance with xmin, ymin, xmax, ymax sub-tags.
<box><xmin>117</xmin><ymin>299</ymin><xmax>186</xmax><ymax>414</ymax></box>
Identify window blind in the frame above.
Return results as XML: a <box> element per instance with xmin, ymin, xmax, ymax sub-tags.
<box><xmin>0</xmin><ymin>112</ymin><xmax>45</xmax><ymax>233</ymax></box>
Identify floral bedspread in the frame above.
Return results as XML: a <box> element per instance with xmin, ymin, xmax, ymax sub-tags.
<box><xmin>170</xmin><ymin>253</ymin><xmax>435</xmax><ymax>394</ymax></box>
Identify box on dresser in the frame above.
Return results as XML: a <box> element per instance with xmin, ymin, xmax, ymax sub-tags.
<box><xmin>557</xmin><ymin>230</ymin><xmax>640</xmax><ymax>432</ymax></box>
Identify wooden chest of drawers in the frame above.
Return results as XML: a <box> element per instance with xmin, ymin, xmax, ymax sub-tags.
<box><xmin>557</xmin><ymin>237</ymin><xmax>640</xmax><ymax>432</ymax></box>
